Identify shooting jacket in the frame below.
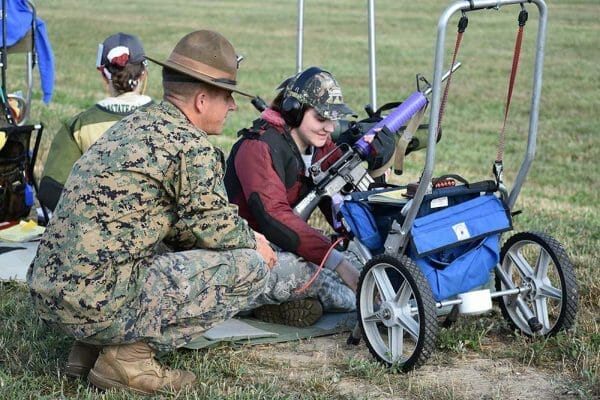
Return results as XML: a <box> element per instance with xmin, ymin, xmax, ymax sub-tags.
<box><xmin>39</xmin><ymin>93</ymin><xmax>153</xmax><ymax>211</ymax></box>
<box><xmin>225</xmin><ymin>109</ymin><xmax>344</xmax><ymax>269</ymax></box>
<box><xmin>28</xmin><ymin>100</ymin><xmax>256</xmax><ymax>328</ymax></box>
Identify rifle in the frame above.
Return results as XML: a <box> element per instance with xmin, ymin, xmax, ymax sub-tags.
<box><xmin>293</xmin><ymin>62</ymin><xmax>461</xmax><ymax>221</ymax></box>
<box><xmin>294</xmin><ymin>143</ymin><xmax>371</xmax><ymax>220</ymax></box>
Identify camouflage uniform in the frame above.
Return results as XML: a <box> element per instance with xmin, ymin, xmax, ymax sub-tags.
<box><xmin>27</xmin><ymin>101</ymin><xmax>269</xmax><ymax>352</ymax></box>
<box><xmin>248</xmin><ymin>245</ymin><xmax>364</xmax><ymax>312</ymax></box>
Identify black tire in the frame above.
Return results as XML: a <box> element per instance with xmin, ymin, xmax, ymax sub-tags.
<box><xmin>357</xmin><ymin>253</ymin><xmax>438</xmax><ymax>371</ymax></box>
<box><xmin>495</xmin><ymin>231</ymin><xmax>578</xmax><ymax>336</ymax></box>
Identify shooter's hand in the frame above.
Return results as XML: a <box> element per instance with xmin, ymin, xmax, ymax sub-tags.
<box><xmin>364</xmin><ymin>126</ymin><xmax>395</xmax><ymax>170</ymax></box>
<box><xmin>254</xmin><ymin>231</ymin><xmax>277</xmax><ymax>269</ymax></box>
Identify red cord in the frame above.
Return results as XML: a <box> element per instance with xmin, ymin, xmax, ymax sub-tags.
<box><xmin>497</xmin><ymin>24</ymin><xmax>524</xmax><ymax>163</ymax></box>
<box><xmin>293</xmin><ymin>236</ymin><xmax>346</xmax><ymax>294</ymax></box>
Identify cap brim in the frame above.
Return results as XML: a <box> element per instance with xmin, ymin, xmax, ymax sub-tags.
<box><xmin>146</xmin><ymin>56</ymin><xmax>253</xmax><ymax>98</ymax></box>
<box><xmin>318</xmin><ymin>103</ymin><xmax>357</xmax><ymax>120</ymax></box>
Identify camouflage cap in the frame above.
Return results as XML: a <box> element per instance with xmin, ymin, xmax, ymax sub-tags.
<box><xmin>283</xmin><ymin>67</ymin><xmax>355</xmax><ymax>120</ymax></box>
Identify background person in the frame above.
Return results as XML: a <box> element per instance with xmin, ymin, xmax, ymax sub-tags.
<box><xmin>38</xmin><ymin>32</ymin><xmax>153</xmax><ymax>212</ymax></box>
<box><xmin>225</xmin><ymin>67</ymin><xmax>393</xmax><ymax>327</ymax></box>
<box><xmin>27</xmin><ymin>30</ymin><xmax>276</xmax><ymax>395</ymax></box>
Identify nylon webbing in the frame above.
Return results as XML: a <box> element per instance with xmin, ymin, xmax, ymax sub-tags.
<box><xmin>497</xmin><ymin>7</ymin><xmax>528</xmax><ymax>163</ymax></box>
<box><xmin>437</xmin><ymin>14</ymin><xmax>468</xmax><ymax>135</ymax></box>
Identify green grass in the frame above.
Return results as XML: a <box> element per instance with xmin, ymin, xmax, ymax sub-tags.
<box><xmin>1</xmin><ymin>0</ymin><xmax>599</xmax><ymax>398</ymax></box>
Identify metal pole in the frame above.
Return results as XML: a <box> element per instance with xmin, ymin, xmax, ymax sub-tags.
<box><xmin>1</xmin><ymin>0</ymin><xmax>8</xmax><ymax>89</ymax></box>
<box><xmin>1</xmin><ymin>0</ymin><xmax>6</xmax><ymax>73</ymax></box>
<box><xmin>1</xmin><ymin>0</ymin><xmax>16</xmax><ymax>125</ymax></box>
<box><xmin>367</xmin><ymin>0</ymin><xmax>377</xmax><ymax>110</ymax></box>
<box><xmin>296</xmin><ymin>0</ymin><xmax>304</xmax><ymax>73</ymax></box>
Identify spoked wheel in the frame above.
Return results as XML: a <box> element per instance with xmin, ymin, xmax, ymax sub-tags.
<box><xmin>357</xmin><ymin>254</ymin><xmax>438</xmax><ymax>371</ymax></box>
<box><xmin>495</xmin><ymin>231</ymin><xmax>578</xmax><ymax>336</ymax></box>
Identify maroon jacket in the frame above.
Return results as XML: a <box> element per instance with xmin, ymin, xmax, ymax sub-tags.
<box><xmin>225</xmin><ymin>109</ymin><xmax>340</xmax><ymax>267</ymax></box>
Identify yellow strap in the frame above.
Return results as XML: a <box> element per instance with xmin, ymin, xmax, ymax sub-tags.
<box><xmin>392</xmin><ymin>106</ymin><xmax>427</xmax><ymax>175</ymax></box>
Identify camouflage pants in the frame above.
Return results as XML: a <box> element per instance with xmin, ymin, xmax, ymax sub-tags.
<box><xmin>63</xmin><ymin>248</ymin><xmax>269</xmax><ymax>352</ymax></box>
<box><xmin>246</xmin><ymin>246</ymin><xmax>363</xmax><ymax>312</ymax></box>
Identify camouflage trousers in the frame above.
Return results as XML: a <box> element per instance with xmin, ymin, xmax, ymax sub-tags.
<box><xmin>246</xmin><ymin>246</ymin><xmax>363</xmax><ymax>313</ymax></box>
<box><xmin>60</xmin><ymin>248</ymin><xmax>269</xmax><ymax>352</ymax></box>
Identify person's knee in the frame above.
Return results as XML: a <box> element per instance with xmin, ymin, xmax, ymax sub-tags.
<box><xmin>232</xmin><ymin>248</ymin><xmax>270</xmax><ymax>296</ymax></box>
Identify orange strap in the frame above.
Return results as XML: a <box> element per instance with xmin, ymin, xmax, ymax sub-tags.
<box><xmin>497</xmin><ymin>7</ymin><xmax>528</xmax><ymax>163</ymax></box>
<box><xmin>437</xmin><ymin>13</ymin><xmax>468</xmax><ymax>135</ymax></box>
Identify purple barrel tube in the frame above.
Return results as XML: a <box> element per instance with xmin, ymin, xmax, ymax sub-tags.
<box><xmin>354</xmin><ymin>91</ymin><xmax>428</xmax><ymax>157</ymax></box>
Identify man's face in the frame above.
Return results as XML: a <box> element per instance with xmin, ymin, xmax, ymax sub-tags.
<box><xmin>293</xmin><ymin>107</ymin><xmax>336</xmax><ymax>151</ymax></box>
<box><xmin>201</xmin><ymin>88</ymin><xmax>237</xmax><ymax>135</ymax></box>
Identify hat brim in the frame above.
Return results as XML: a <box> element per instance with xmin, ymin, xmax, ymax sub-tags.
<box><xmin>146</xmin><ymin>56</ymin><xmax>253</xmax><ymax>98</ymax></box>
<box><xmin>316</xmin><ymin>103</ymin><xmax>357</xmax><ymax>121</ymax></box>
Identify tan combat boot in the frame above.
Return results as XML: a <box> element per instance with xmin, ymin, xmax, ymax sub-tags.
<box><xmin>87</xmin><ymin>342</ymin><xmax>195</xmax><ymax>395</ymax></box>
<box><xmin>65</xmin><ymin>341</ymin><xmax>101</xmax><ymax>378</ymax></box>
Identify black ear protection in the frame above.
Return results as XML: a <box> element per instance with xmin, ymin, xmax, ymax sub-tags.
<box><xmin>280</xmin><ymin>66</ymin><xmax>325</xmax><ymax>128</ymax></box>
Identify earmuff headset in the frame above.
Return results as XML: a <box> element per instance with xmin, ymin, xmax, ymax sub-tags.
<box><xmin>280</xmin><ymin>66</ymin><xmax>325</xmax><ymax>128</ymax></box>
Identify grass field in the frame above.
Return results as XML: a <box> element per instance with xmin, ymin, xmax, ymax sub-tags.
<box><xmin>1</xmin><ymin>0</ymin><xmax>598</xmax><ymax>398</ymax></box>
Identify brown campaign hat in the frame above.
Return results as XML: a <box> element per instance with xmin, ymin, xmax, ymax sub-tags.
<box><xmin>147</xmin><ymin>30</ymin><xmax>252</xmax><ymax>97</ymax></box>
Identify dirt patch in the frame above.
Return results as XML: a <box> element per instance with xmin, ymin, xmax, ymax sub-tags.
<box><xmin>253</xmin><ymin>334</ymin><xmax>579</xmax><ymax>400</ymax></box>
<box><xmin>410</xmin><ymin>356</ymin><xmax>574</xmax><ymax>400</ymax></box>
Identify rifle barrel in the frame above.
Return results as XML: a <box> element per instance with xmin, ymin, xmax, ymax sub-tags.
<box><xmin>423</xmin><ymin>62</ymin><xmax>461</xmax><ymax>96</ymax></box>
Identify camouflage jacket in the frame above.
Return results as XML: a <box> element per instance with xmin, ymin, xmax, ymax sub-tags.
<box><xmin>28</xmin><ymin>100</ymin><xmax>256</xmax><ymax>327</ymax></box>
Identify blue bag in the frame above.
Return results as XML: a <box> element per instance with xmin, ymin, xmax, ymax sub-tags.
<box><xmin>339</xmin><ymin>200</ymin><xmax>383</xmax><ymax>250</ymax></box>
<box><xmin>414</xmin><ymin>234</ymin><xmax>501</xmax><ymax>301</ymax></box>
<box><xmin>410</xmin><ymin>194</ymin><xmax>512</xmax><ymax>301</ymax></box>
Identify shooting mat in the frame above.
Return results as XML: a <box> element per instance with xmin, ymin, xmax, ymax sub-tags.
<box><xmin>184</xmin><ymin>312</ymin><xmax>357</xmax><ymax>349</ymax></box>
<box><xmin>0</xmin><ymin>240</ymin><xmax>38</xmax><ymax>281</ymax></box>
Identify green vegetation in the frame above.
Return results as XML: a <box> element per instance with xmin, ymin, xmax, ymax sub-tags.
<box><xmin>1</xmin><ymin>0</ymin><xmax>598</xmax><ymax>398</ymax></box>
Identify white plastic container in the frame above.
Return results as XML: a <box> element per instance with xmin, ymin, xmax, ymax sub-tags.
<box><xmin>457</xmin><ymin>289</ymin><xmax>492</xmax><ymax>315</ymax></box>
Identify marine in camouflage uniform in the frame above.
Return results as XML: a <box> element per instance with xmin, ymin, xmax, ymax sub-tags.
<box><xmin>27</xmin><ymin>100</ymin><xmax>270</xmax><ymax>352</ymax></box>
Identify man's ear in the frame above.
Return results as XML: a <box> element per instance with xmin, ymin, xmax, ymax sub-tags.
<box><xmin>193</xmin><ymin>91</ymin><xmax>206</xmax><ymax>114</ymax></box>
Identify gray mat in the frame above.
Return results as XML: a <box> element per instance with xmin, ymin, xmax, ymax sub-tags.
<box><xmin>184</xmin><ymin>312</ymin><xmax>357</xmax><ymax>349</ymax></box>
<box><xmin>0</xmin><ymin>240</ymin><xmax>39</xmax><ymax>282</ymax></box>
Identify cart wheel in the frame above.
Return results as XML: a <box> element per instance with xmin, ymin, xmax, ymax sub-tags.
<box><xmin>496</xmin><ymin>231</ymin><xmax>578</xmax><ymax>336</ymax></box>
<box><xmin>357</xmin><ymin>254</ymin><xmax>438</xmax><ymax>371</ymax></box>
